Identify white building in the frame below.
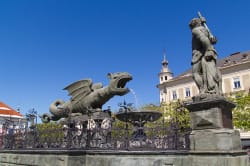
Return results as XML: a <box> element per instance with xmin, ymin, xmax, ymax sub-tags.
<box><xmin>157</xmin><ymin>51</ymin><xmax>250</xmax><ymax>104</ymax></box>
<box><xmin>0</xmin><ymin>101</ymin><xmax>27</xmax><ymax>134</ymax></box>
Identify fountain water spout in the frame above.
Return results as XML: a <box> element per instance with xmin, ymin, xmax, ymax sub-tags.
<box><xmin>129</xmin><ymin>88</ymin><xmax>139</xmax><ymax>109</ymax></box>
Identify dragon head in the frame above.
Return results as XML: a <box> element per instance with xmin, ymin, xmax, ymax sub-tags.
<box><xmin>107</xmin><ymin>72</ymin><xmax>132</xmax><ymax>96</ymax></box>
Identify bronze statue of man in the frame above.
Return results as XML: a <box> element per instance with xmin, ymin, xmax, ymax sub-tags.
<box><xmin>189</xmin><ymin>14</ymin><xmax>222</xmax><ymax>96</ymax></box>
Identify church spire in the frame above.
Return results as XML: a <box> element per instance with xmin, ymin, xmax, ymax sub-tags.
<box><xmin>158</xmin><ymin>49</ymin><xmax>173</xmax><ymax>84</ymax></box>
<box><xmin>162</xmin><ymin>48</ymin><xmax>168</xmax><ymax>67</ymax></box>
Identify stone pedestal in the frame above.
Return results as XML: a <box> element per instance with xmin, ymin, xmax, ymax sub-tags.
<box><xmin>185</xmin><ymin>97</ymin><xmax>235</xmax><ymax>130</ymax></box>
<box><xmin>184</xmin><ymin>96</ymin><xmax>248</xmax><ymax>165</ymax></box>
<box><xmin>184</xmin><ymin>97</ymin><xmax>243</xmax><ymax>151</ymax></box>
<box><xmin>190</xmin><ymin>128</ymin><xmax>242</xmax><ymax>151</ymax></box>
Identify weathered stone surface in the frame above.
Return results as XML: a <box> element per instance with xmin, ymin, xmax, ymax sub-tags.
<box><xmin>185</xmin><ymin>97</ymin><xmax>243</xmax><ymax>152</ymax></box>
<box><xmin>0</xmin><ymin>150</ymin><xmax>248</xmax><ymax>166</ymax></box>
<box><xmin>185</xmin><ymin>98</ymin><xmax>235</xmax><ymax>129</ymax></box>
<box><xmin>190</xmin><ymin>129</ymin><xmax>242</xmax><ymax>151</ymax></box>
<box><xmin>190</xmin><ymin>13</ymin><xmax>222</xmax><ymax>96</ymax></box>
<box><xmin>190</xmin><ymin>107</ymin><xmax>223</xmax><ymax>129</ymax></box>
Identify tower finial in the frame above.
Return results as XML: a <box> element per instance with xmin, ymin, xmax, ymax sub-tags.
<box><xmin>162</xmin><ymin>48</ymin><xmax>168</xmax><ymax>66</ymax></box>
<box><xmin>159</xmin><ymin>48</ymin><xmax>173</xmax><ymax>83</ymax></box>
<box><xmin>163</xmin><ymin>48</ymin><xmax>167</xmax><ymax>61</ymax></box>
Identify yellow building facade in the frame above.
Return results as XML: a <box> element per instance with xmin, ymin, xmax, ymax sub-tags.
<box><xmin>157</xmin><ymin>51</ymin><xmax>250</xmax><ymax>104</ymax></box>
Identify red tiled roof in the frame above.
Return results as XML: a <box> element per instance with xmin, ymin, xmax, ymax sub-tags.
<box><xmin>0</xmin><ymin>101</ymin><xmax>22</xmax><ymax>117</ymax></box>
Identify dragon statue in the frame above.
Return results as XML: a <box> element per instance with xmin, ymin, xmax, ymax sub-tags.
<box><xmin>41</xmin><ymin>72</ymin><xmax>132</xmax><ymax>123</ymax></box>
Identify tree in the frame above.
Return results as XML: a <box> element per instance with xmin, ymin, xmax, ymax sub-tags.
<box><xmin>142</xmin><ymin>101</ymin><xmax>190</xmax><ymax>128</ymax></box>
<box><xmin>230</xmin><ymin>93</ymin><xmax>250</xmax><ymax>130</ymax></box>
<box><xmin>36</xmin><ymin>122</ymin><xmax>64</xmax><ymax>147</ymax></box>
<box><xmin>141</xmin><ymin>101</ymin><xmax>190</xmax><ymax>132</ymax></box>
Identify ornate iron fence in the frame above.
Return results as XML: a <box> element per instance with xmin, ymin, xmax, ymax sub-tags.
<box><xmin>0</xmin><ymin>121</ymin><xmax>191</xmax><ymax>151</ymax></box>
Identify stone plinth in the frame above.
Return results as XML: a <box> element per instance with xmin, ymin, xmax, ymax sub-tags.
<box><xmin>190</xmin><ymin>129</ymin><xmax>242</xmax><ymax>151</ymax></box>
<box><xmin>185</xmin><ymin>97</ymin><xmax>235</xmax><ymax>130</ymax></box>
<box><xmin>184</xmin><ymin>97</ymin><xmax>243</xmax><ymax>152</ymax></box>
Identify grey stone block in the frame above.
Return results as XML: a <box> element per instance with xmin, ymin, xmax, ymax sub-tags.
<box><xmin>190</xmin><ymin>129</ymin><xmax>242</xmax><ymax>151</ymax></box>
<box><xmin>0</xmin><ymin>150</ymin><xmax>248</xmax><ymax>166</ymax></box>
<box><xmin>185</xmin><ymin>98</ymin><xmax>235</xmax><ymax>130</ymax></box>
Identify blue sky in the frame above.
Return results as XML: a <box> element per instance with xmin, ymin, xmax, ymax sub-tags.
<box><xmin>0</xmin><ymin>1</ymin><xmax>250</xmax><ymax>119</ymax></box>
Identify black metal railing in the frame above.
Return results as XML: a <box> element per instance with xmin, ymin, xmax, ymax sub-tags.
<box><xmin>0</xmin><ymin>121</ymin><xmax>191</xmax><ymax>151</ymax></box>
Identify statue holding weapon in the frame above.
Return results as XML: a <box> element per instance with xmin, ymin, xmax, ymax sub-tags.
<box><xmin>197</xmin><ymin>11</ymin><xmax>217</xmax><ymax>45</ymax></box>
<box><xmin>189</xmin><ymin>12</ymin><xmax>222</xmax><ymax>98</ymax></box>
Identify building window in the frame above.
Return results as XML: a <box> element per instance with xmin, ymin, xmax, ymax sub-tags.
<box><xmin>185</xmin><ymin>87</ymin><xmax>191</xmax><ymax>97</ymax></box>
<box><xmin>165</xmin><ymin>76</ymin><xmax>168</xmax><ymax>81</ymax></box>
<box><xmin>233</xmin><ymin>77</ymin><xmax>241</xmax><ymax>89</ymax></box>
<box><xmin>172</xmin><ymin>90</ymin><xmax>177</xmax><ymax>100</ymax></box>
<box><xmin>161</xmin><ymin>77</ymin><xmax>163</xmax><ymax>81</ymax></box>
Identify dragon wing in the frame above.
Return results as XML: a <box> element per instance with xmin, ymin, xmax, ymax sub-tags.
<box><xmin>63</xmin><ymin>79</ymin><xmax>93</xmax><ymax>105</ymax></box>
<box><xmin>92</xmin><ymin>82</ymin><xmax>103</xmax><ymax>90</ymax></box>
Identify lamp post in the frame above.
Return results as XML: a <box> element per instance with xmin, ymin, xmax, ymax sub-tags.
<box><xmin>26</xmin><ymin>108</ymin><xmax>37</xmax><ymax>129</ymax></box>
<box><xmin>25</xmin><ymin>108</ymin><xmax>38</xmax><ymax>148</ymax></box>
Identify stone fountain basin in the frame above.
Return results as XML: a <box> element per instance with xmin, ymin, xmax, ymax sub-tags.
<box><xmin>115</xmin><ymin>110</ymin><xmax>162</xmax><ymax>123</ymax></box>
